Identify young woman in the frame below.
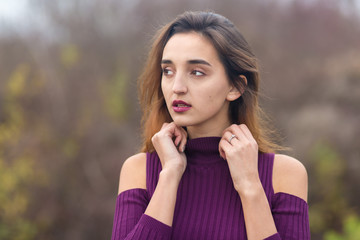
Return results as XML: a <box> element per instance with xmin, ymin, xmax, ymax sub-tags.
<box><xmin>111</xmin><ymin>11</ymin><xmax>310</xmax><ymax>240</ymax></box>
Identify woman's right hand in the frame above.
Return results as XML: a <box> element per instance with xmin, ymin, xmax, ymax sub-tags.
<box><xmin>151</xmin><ymin>122</ymin><xmax>187</xmax><ymax>179</ymax></box>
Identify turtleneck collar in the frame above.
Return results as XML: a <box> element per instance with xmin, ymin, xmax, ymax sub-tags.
<box><xmin>184</xmin><ymin>137</ymin><xmax>223</xmax><ymax>165</ymax></box>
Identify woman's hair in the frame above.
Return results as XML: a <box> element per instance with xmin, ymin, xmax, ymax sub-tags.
<box><xmin>138</xmin><ymin>11</ymin><xmax>282</xmax><ymax>153</ymax></box>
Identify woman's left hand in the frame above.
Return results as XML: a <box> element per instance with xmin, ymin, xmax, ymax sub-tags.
<box><xmin>219</xmin><ymin>124</ymin><xmax>260</xmax><ymax>194</ymax></box>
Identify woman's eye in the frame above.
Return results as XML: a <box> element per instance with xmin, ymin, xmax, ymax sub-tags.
<box><xmin>192</xmin><ymin>70</ymin><xmax>205</xmax><ymax>76</ymax></box>
<box><xmin>162</xmin><ymin>68</ymin><xmax>174</xmax><ymax>76</ymax></box>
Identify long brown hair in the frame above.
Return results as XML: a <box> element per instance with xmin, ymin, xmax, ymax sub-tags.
<box><xmin>138</xmin><ymin>11</ymin><xmax>282</xmax><ymax>153</ymax></box>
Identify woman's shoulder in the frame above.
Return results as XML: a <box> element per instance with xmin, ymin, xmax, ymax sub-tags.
<box><xmin>273</xmin><ymin>154</ymin><xmax>308</xmax><ymax>202</ymax></box>
<box><xmin>118</xmin><ymin>152</ymin><xmax>147</xmax><ymax>194</ymax></box>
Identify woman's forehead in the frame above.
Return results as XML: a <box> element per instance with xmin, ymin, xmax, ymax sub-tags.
<box><xmin>162</xmin><ymin>32</ymin><xmax>220</xmax><ymax>65</ymax></box>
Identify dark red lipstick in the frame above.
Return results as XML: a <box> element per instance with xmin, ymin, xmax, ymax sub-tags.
<box><xmin>172</xmin><ymin>100</ymin><xmax>192</xmax><ymax>112</ymax></box>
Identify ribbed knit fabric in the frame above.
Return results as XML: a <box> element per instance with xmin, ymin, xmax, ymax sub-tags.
<box><xmin>111</xmin><ymin>137</ymin><xmax>310</xmax><ymax>240</ymax></box>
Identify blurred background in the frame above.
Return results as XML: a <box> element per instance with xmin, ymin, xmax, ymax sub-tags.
<box><xmin>0</xmin><ymin>0</ymin><xmax>359</xmax><ymax>239</ymax></box>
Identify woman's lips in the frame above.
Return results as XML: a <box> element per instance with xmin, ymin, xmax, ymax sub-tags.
<box><xmin>172</xmin><ymin>100</ymin><xmax>192</xmax><ymax>112</ymax></box>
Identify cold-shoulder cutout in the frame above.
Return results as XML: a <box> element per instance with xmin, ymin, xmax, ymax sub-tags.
<box><xmin>118</xmin><ymin>152</ymin><xmax>147</xmax><ymax>194</ymax></box>
<box><xmin>273</xmin><ymin>154</ymin><xmax>308</xmax><ymax>202</ymax></box>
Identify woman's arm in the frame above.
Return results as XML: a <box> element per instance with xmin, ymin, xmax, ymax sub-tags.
<box><xmin>219</xmin><ymin>124</ymin><xmax>278</xmax><ymax>239</ymax></box>
<box><xmin>119</xmin><ymin>153</ymin><xmax>181</xmax><ymax>229</ymax></box>
<box><xmin>238</xmin><ymin>154</ymin><xmax>308</xmax><ymax>240</ymax></box>
<box><xmin>144</xmin><ymin>122</ymin><xmax>187</xmax><ymax>226</ymax></box>
<box><xmin>112</xmin><ymin>123</ymin><xmax>187</xmax><ymax>240</ymax></box>
<box><xmin>271</xmin><ymin>154</ymin><xmax>309</xmax><ymax>239</ymax></box>
<box><xmin>219</xmin><ymin>124</ymin><xmax>309</xmax><ymax>240</ymax></box>
<box><xmin>119</xmin><ymin>123</ymin><xmax>187</xmax><ymax>226</ymax></box>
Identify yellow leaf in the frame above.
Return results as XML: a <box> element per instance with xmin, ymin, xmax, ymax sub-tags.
<box><xmin>7</xmin><ymin>64</ymin><xmax>29</xmax><ymax>98</ymax></box>
<box><xmin>60</xmin><ymin>43</ymin><xmax>80</xmax><ymax>68</ymax></box>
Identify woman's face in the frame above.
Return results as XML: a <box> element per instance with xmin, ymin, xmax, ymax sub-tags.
<box><xmin>161</xmin><ymin>32</ymin><xmax>240</xmax><ymax>138</ymax></box>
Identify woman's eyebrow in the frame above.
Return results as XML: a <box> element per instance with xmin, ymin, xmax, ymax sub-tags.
<box><xmin>161</xmin><ymin>59</ymin><xmax>172</xmax><ymax>64</ymax></box>
<box><xmin>161</xmin><ymin>59</ymin><xmax>211</xmax><ymax>66</ymax></box>
<box><xmin>188</xmin><ymin>59</ymin><xmax>212</xmax><ymax>66</ymax></box>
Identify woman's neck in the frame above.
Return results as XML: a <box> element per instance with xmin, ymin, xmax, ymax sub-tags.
<box><xmin>186</xmin><ymin>121</ymin><xmax>230</xmax><ymax>139</ymax></box>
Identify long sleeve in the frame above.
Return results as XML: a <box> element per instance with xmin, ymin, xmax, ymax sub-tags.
<box><xmin>271</xmin><ymin>192</ymin><xmax>311</xmax><ymax>240</ymax></box>
<box><xmin>114</xmin><ymin>143</ymin><xmax>310</xmax><ymax>239</ymax></box>
<box><xmin>111</xmin><ymin>188</ymin><xmax>172</xmax><ymax>240</ymax></box>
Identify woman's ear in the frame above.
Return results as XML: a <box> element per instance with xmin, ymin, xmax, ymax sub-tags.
<box><xmin>226</xmin><ymin>75</ymin><xmax>247</xmax><ymax>101</ymax></box>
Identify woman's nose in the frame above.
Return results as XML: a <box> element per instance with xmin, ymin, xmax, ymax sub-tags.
<box><xmin>172</xmin><ymin>74</ymin><xmax>187</xmax><ymax>94</ymax></box>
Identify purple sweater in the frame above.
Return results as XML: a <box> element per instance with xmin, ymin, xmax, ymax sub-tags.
<box><xmin>111</xmin><ymin>137</ymin><xmax>310</xmax><ymax>239</ymax></box>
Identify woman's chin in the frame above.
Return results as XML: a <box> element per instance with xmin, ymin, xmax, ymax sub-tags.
<box><xmin>172</xmin><ymin>119</ymin><xmax>191</xmax><ymax>127</ymax></box>
<box><xmin>173</xmin><ymin>122</ymin><xmax>188</xmax><ymax>127</ymax></box>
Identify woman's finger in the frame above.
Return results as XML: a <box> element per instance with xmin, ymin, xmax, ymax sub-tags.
<box><xmin>218</xmin><ymin>137</ymin><xmax>233</xmax><ymax>159</ymax></box>
<box><xmin>178</xmin><ymin>127</ymin><xmax>188</xmax><ymax>152</ymax></box>
<box><xmin>219</xmin><ymin>130</ymin><xmax>233</xmax><ymax>158</ymax></box>
<box><xmin>172</xmin><ymin>124</ymin><xmax>183</xmax><ymax>147</ymax></box>
<box><xmin>225</xmin><ymin>131</ymin><xmax>241</xmax><ymax>145</ymax></box>
<box><xmin>222</xmin><ymin>125</ymin><xmax>244</xmax><ymax>143</ymax></box>
<box><xmin>161</xmin><ymin>122</ymin><xmax>169</xmax><ymax>129</ymax></box>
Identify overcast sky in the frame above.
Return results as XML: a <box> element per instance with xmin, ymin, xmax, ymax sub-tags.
<box><xmin>0</xmin><ymin>0</ymin><xmax>28</xmax><ymax>22</ymax></box>
<box><xmin>1</xmin><ymin>0</ymin><xmax>360</xmax><ymax>25</ymax></box>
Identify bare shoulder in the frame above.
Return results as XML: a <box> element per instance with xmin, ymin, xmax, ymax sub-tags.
<box><xmin>118</xmin><ymin>152</ymin><xmax>147</xmax><ymax>194</ymax></box>
<box><xmin>273</xmin><ymin>154</ymin><xmax>308</xmax><ymax>202</ymax></box>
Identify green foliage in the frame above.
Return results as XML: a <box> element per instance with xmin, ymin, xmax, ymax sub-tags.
<box><xmin>309</xmin><ymin>141</ymin><xmax>349</xmax><ymax>236</ymax></box>
<box><xmin>101</xmin><ymin>70</ymin><xmax>129</xmax><ymax>121</ymax></box>
<box><xmin>7</xmin><ymin>64</ymin><xmax>29</xmax><ymax>98</ymax></box>
<box><xmin>0</xmin><ymin>64</ymin><xmax>45</xmax><ymax>240</ymax></box>
<box><xmin>0</xmin><ymin>157</ymin><xmax>38</xmax><ymax>240</ymax></box>
<box><xmin>60</xmin><ymin>43</ymin><xmax>80</xmax><ymax>68</ymax></box>
<box><xmin>325</xmin><ymin>215</ymin><xmax>360</xmax><ymax>240</ymax></box>
<box><xmin>62</xmin><ymin>137</ymin><xmax>79</xmax><ymax>159</ymax></box>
